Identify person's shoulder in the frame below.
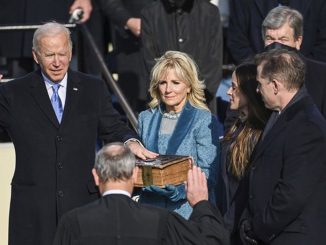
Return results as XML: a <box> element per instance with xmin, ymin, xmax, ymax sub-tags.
<box><xmin>138</xmin><ymin>201</ymin><xmax>170</xmax><ymax>217</ymax></box>
<box><xmin>141</xmin><ymin>1</ymin><xmax>161</xmax><ymax>15</ymax></box>
<box><xmin>68</xmin><ymin>70</ymin><xmax>103</xmax><ymax>84</ymax></box>
<box><xmin>305</xmin><ymin>57</ymin><xmax>326</xmax><ymax>70</ymax></box>
<box><xmin>193</xmin><ymin>107</ymin><xmax>217</xmax><ymax>120</ymax></box>
<box><xmin>197</xmin><ymin>0</ymin><xmax>220</xmax><ymax>14</ymax></box>
<box><xmin>1</xmin><ymin>71</ymin><xmax>40</xmax><ymax>90</ymax></box>
<box><xmin>139</xmin><ymin>107</ymin><xmax>157</xmax><ymax>119</ymax></box>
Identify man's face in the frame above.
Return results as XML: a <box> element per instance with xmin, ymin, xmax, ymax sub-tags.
<box><xmin>32</xmin><ymin>33</ymin><xmax>72</xmax><ymax>82</ymax></box>
<box><xmin>264</xmin><ymin>22</ymin><xmax>302</xmax><ymax>50</ymax></box>
<box><xmin>256</xmin><ymin>64</ymin><xmax>277</xmax><ymax>110</ymax></box>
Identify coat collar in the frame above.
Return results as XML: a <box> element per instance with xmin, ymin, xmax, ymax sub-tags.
<box><xmin>145</xmin><ymin>101</ymin><xmax>198</xmax><ymax>154</ymax></box>
<box><xmin>251</xmin><ymin>88</ymin><xmax>311</xmax><ymax>163</ymax></box>
<box><xmin>29</xmin><ymin>69</ymin><xmax>82</xmax><ymax>129</ymax></box>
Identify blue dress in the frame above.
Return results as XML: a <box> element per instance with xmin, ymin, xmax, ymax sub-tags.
<box><xmin>137</xmin><ymin>102</ymin><xmax>221</xmax><ymax>219</ymax></box>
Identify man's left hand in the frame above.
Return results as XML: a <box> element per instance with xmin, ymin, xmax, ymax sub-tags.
<box><xmin>70</xmin><ymin>0</ymin><xmax>93</xmax><ymax>23</ymax></box>
<box><xmin>126</xmin><ymin>141</ymin><xmax>158</xmax><ymax>160</ymax></box>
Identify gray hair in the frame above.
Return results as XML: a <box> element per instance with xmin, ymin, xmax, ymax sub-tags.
<box><xmin>255</xmin><ymin>49</ymin><xmax>305</xmax><ymax>91</ymax></box>
<box><xmin>262</xmin><ymin>6</ymin><xmax>303</xmax><ymax>41</ymax></box>
<box><xmin>94</xmin><ymin>142</ymin><xmax>136</xmax><ymax>182</ymax></box>
<box><xmin>32</xmin><ymin>22</ymin><xmax>72</xmax><ymax>53</ymax></box>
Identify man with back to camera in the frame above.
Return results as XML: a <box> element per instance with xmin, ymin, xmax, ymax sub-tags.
<box><xmin>262</xmin><ymin>6</ymin><xmax>326</xmax><ymax>117</ymax></box>
<box><xmin>240</xmin><ymin>49</ymin><xmax>326</xmax><ymax>245</ymax></box>
<box><xmin>54</xmin><ymin>142</ymin><xmax>230</xmax><ymax>245</ymax></box>
<box><xmin>0</xmin><ymin>22</ymin><xmax>157</xmax><ymax>245</ymax></box>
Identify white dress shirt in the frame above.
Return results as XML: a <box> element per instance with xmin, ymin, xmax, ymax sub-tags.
<box><xmin>102</xmin><ymin>189</ymin><xmax>131</xmax><ymax>197</ymax></box>
<box><xmin>42</xmin><ymin>72</ymin><xmax>68</xmax><ymax>108</ymax></box>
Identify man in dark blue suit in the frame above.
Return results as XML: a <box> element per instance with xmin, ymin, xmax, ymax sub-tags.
<box><xmin>240</xmin><ymin>49</ymin><xmax>326</xmax><ymax>244</ymax></box>
<box><xmin>0</xmin><ymin>22</ymin><xmax>157</xmax><ymax>245</ymax></box>
<box><xmin>227</xmin><ymin>0</ymin><xmax>326</xmax><ymax>64</ymax></box>
<box><xmin>54</xmin><ymin>142</ymin><xmax>229</xmax><ymax>245</ymax></box>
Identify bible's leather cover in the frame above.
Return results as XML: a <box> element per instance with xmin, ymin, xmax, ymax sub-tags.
<box><xmin>135</xmin><ymin>155</ymin><xmax>192</xmax><ymax>187</ymax></box>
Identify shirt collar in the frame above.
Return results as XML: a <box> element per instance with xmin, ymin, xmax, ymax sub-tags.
<box><xmin>102</xmin><ymin>189</ymin><xmax>131</xmax><ymax>197</ymax></box>
<box><xmin>42</xmin><ymin>72</ymin><xmax>68</xmax><ymax>90</ymax></box>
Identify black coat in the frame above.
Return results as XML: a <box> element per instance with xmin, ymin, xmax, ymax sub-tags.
<box><xmin>244</xmin><ymin>90</ymin><xmax>326</xmax><ymax>244</ymax></box>
<box><xmin>227</xmin><ymin>0</ymin><xmax>326</xmax><ymax>64</ymax></box>
<box><xmin>0</xmin><ymin>70</ymin><xmax>137</xmax><ymax>245</ymax></box>
<box><xmin>54</xmin><ymin>194</ymin><xmax>229</xmax><ymax>245</ymax></box>
<box><xmin>98</xmin><ymin>0</ymin><xmax>156</xmax><ymax>105</ymax></box>
<box><xmin>304</xmin><ymin>56</ymin><xmax>326</xmax><ymax>117</ymax></box>
<box><xmin>141</xmin><ymin>0</ymin><xmax>223</xmax><ymax>106</ymax></box>
<box><xmin>0</xmin><ymin>0</ymin><xmax>74</xmax><ymax>58</ymax></box>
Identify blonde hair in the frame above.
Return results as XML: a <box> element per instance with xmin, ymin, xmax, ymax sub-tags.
<box><xmin>148</xmin><ymin>51</ymin><xmax>208</xmax><ymax>111</ymax></box>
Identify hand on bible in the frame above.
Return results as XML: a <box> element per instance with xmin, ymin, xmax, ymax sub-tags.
<box><xmin>186</xmin><ymin>166</ymin><xmax>208</xmax><ymax>207</ymax></box>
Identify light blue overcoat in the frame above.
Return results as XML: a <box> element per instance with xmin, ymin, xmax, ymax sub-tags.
<box><xmin>138</xmin><ymin>102</ymin><xmax>221</xmax><ymax>219</ymax></box>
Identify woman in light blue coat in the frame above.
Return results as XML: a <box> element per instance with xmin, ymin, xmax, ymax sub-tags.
<box><xmin>137</xmin><ymin>51</ymin><xmax>221</xmax><ymax>219</ymax></box>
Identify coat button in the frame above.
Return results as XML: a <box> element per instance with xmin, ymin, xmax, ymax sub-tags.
<box><xmin>178</xmin><ymin>38</ymin><xmax>184</xmax><ymax>43</ymax></box>
<box><xmin>58</xmin><ymin>190</ymin><xmax>64</xmax><ymax>197</ymax></box>
<box><xmin>57</xmin><ymin>162</ymin><xmax>63</xmax><ymax>169</ymax></box>
<box><xmin>56</xmin><ymin>136</ymin><xmax>62</xmax><ymax>142</ymax></box>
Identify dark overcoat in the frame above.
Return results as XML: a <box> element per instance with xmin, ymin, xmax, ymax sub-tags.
<box><xmin>0</xmin><ymin>69</ymin><xmax>137</xmax><ymax>245</ymax></box>
<box><xmin>54</xmin><ymin>194</ymin><xmax>229</xmax><ymax>245</ymax></box>
<box><xmin>245</xmin><ymin>91</ymin><xmax>326</xmax><ymax>244</ymax></box>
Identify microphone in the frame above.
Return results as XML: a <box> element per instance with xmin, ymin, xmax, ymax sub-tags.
<box><xmin>69</xmin><ymin>8</ymin><xmax>84</xmax><ymax>23</ymax></box>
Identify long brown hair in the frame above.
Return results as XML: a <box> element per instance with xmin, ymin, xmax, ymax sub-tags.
<box><xmin>224</xmin><ymin>63</ymin><xmax>271</xmax><ymax>178</ymax></box>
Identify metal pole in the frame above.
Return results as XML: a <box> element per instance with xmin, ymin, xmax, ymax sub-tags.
<box><xmin>78</xmin><ymin>24</ymin><xmax>138</xmax><ymax>131</ymax></box>
<box><xmin>0</xmin><ymin>24</ymin><xmax>76</xmax><ymax>31</ymax></box>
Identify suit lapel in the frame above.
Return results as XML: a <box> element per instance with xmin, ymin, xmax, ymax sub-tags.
<box><xmin>166</xmin><ymin>102</ymin><xmax>197</xmax><ymax>154</ymax></box>
<box><xmin>145</xmin><ymin>102</ymin><xmax>197</xmax><ymax>154</ymax></box>
<box><xmin>30</xmin><ymin>70</ymin><xmax>60</xmax><ymax>128</ymax></box>
<box><xmin>60</xmin><ymin>70</ymin><xmax>82</xmax><ymax>127</ymax></box>
<box><xmin>251</xmin><ymin>113</ymin><xmax>287</xmax><ymax>163</ymax></box>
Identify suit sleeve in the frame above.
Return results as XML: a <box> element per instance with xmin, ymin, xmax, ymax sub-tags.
<box><xmin>252</xmin><ymin>121</ymin><xmax>326</xmax><ymax>242</ymax></box>
<box><xmin>227</xmin><ymin>0</ymin><xmax>256</xmax><ymax>64</ymax></box>
<box><xmin>98</xmin><ymin>0</ymin><xmax>131</xmax><ymax>26</ymax></box>
<box><xmin>164</xmin><ymin>200</ymin><xmax>230</xmax><ymax>245</ymax></box>
<box><xmin>97</xmin><ymin>79</ymin><xmax>138</xmax><ymax>143</ymax></box>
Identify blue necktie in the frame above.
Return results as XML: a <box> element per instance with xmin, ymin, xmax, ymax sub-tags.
<box><xmin>51</xmin><ymin>84</ymin><xmax>63</xmax><ymax>123</ymax></box>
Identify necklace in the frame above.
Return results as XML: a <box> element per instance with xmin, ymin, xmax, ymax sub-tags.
<box><xmin>159</xmin><ymin>106</ymin><xmax>181</xmax><ymax>119</ymax></box>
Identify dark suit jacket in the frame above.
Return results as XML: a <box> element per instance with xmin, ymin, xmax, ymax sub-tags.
<box><xmin>245</xmin><ymin>90</ymin><xmax>326</xmax><ymax>244</ymax></box>
<box><xmin>54</xmin><ymin>194</ymin><xmax>229</xmax><ymax>245</ymax></box>
<box><xmin>0</xmin><ymin>69</ymin><xmax>137</xmax><ymax>245</ymax></box>
<box><xmin>227</xmin><ymin>0</ymin><xmax>326</xmax><ymax>64</ymax></box>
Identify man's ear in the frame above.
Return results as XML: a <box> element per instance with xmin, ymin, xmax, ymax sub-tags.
<box><xmin>92</xmin><ymin>168</ymin><xmax>100</xmax><ymax>186</ymax></box>
<box><xmin>272</xmin><ymin>79</ymin><xmax>279</xmax><ymax>95</ymax></box>
<box><xmin>32</xmin><ymin>50</ymin><xmax>39</xmax><ymax>64</ymax></box>
<box><xmin>295</xmin><ymin>35</ymin><xmax>303</xmax><ymax>50</ymax></box>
